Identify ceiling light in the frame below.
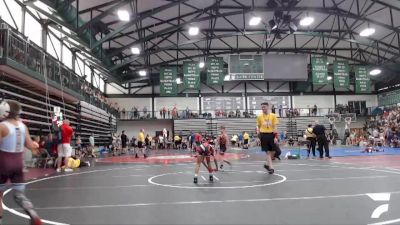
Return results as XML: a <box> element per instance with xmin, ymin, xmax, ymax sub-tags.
<box><xmin>289</xmin><ymin>22</ymin><xmax>297</xmax><ymax>33</ymax></box>
<box><xmin>299</xmin><ymin>16</ymin><xmax>314</xmax><ymax>26</ymax></box>
<box><xmin>327</xmin><ymin>76</ymin><xmax>332</xmax><ymax>80</ymax></box>
<box><xmin>369</xmin><ymin>68</ymin><xmax>381</xmax><ymax>76</ymax></box>
<box><xmin>326</xmin><ymin>62</ymin><xmax>329</xmax><ymax>65</ymax></box>
<box><xmin>117</xmin><ymin>10</ymin><xmax>130</xmax><ymax>22</ymax></box>
<box><xmin>199</xmin><ymin>62</ymin><xmax>205</xmax><ymax>68</ymax></box>
<box><xmin>176</xmin><ymin>78</ymin><xmax>182</xmax><ymax>84</ymax></box>
<box><xmin>131</xmin><ymin>47</ymin><xmax>140</xmax><ymax>55</ymax></box>
<box><xmin>269</xmin><ymin>19</ymin><xmax>277</xmax><ymax>30</ymax></box>
<box><xmin>249</xmin><ymin>16</ymin><xmax>262</xmax><ymax>26</ymax></box>
<box><xmin>138</xmin><ymin>70</ymin><xmax>147</xmax><ymax>76</ymax></box>
<box><xmin>359</xmin><ymin>27</ymin><xmax>375</xmax><ymax>37</ymax></box>
<box><xmin>224</xmin><ymin>75</ymin><xmax>230</xmax><ymax>81</ymax></box>
<box><xmin>188</xmin><ymin>26</ymin><xmax>199</xmax><ymax>36</ymax></box>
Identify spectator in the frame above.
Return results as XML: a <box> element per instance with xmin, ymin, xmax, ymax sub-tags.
<box><xmin>162</xmin><ymin>107</ymin><xmax>167</xmax><ymax>119</ymax></box>
<box><xmin>272</xmin><ymin>105</ymin><xmax>276</xmax><ymax>114</ymax></box>
<box><xmin>312</xmin><ymin>105</ymin><xmax>318</xmax><ymax>116</ymax></box>
<box><xmin>174</xmin><ymin>134</ymin><xmax>182</xmax><ymax>150</ymax></box>
<box><xmin>135</xmin><ymin>129</ymin><xmax>147</xmax><ymax>158</ymax></box>
<box><xmin>88</xmin><ymin>134</ymin><xmax>96</xmax><ymax>158</ymax></box>
<box><xmin>168</xmin><ymin>109</ymin><xmax>171</xmax><ymax>119</ymax></box>
<box><xmin>243</xmin><ymin>131</ymin><xmax>250</xmax><ymax>149</ymax></box>
<box><xmin>121</xmin><ymin>131</ymin><xmax>128</xmax><ymax>154</ymax></box>
<box><xmin>279</xmin><ymin>105</ymin><xmax>283</xmax><ymax>117</ymax></box>
<box><xmin>75</xmin><ymin>135</ymin><xmax>82</xmax><ymax>156</ymax></box>
<box><xmin>56</xmin><ymin>119</ymin><xmax>74</xmax><ymax>172</ymax></box>
<box><xmin>143</xmin><ymin>106</ymin><xmax>148</xmax><ymax>118</ymax></box>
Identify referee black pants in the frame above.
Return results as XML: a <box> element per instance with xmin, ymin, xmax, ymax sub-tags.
<box><xmin>316</xmin><ymin>135</ymin><xmax>330</xmax><ymax>158</ymax></box>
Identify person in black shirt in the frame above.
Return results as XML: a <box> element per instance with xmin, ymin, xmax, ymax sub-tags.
<box><xmin>313</xmin><ymin>121</ymin><xmax>332</xmax><ymax>159</ymax></box>
<box><xmin>120</xmin><ymin>131</ymin><xmax>128</xmax><ymax>154</ymax></box>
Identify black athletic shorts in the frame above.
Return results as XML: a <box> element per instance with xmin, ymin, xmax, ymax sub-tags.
<box><xmin>138</xmin><ymin>141</ymin><xmax>143</xmax><ymax>148</ymax></box>
<box><xmin>122</xmin><ymin>143</ymin><xmax>127</xmax><ymax>148</ymax></box>
<box><xmin>219</xmin><ymin>143</ymin><xmax>227</xmax><ymax>154</ymax></box>
<box><xmin>244</xmin><ymin>139</ymin><xmax>249</xmax><ymax>145</ymax></box>
<box><xmin>259</xmin><ymin>133</ymin><xmax>275</xmax><ymax>152</ymax></box>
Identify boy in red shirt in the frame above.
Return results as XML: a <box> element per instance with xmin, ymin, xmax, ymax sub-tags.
<box><xmin>56</xmin><ymin>119</ymin><xmax>74</xmax><ymax>172</ymax></box>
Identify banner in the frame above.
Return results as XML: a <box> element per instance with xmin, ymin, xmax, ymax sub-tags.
<box><xmin>333</xmin><ymin>60</ymin><xmax>349</xmax><ymax>88</ymax></box>
<box><xmin>160</xmin><ymin>67</ymin><xmax>177</xmax><ymax>96</ymax></box>
<box><xmin>355</xmin><ymin>66</ymin><xmax>371</xmax><ymax>93</ymax></box>
<box><xmin>207</xmin><ymin>57</ymin><xmax>224</xmax><ymax>85</ymax></box>
<box><xmin>311</xmin><ymin>55</ymin><xmax>328</xmax><ymax>85</ymax></box>
<box><xmin>183</xmin><ymin>61</ymin><xmax>200</xmax><ymax>89</ymax></box>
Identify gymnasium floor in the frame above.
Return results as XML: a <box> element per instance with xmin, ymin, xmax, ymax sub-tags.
<box><xmin>3</xmin><ymin>149</ymin><xmax>400</xmax><ymax>225</ymax></box>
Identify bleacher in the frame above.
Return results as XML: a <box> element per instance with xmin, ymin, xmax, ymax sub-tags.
<box><xmin>173</xmin><ymin>117</ymin><xmax>331</xmax><ymax>139</ymax></box>
<box><xmin>0</xmin><ymin>76</ymin><xmax>115</xmax><ymax>146</ymax></box>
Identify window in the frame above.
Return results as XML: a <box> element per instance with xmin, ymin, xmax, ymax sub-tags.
<box><xmin>25</xmin><ymin>12</ymin><xmax>41</xmax><ymax>46</ymax></box>
<box><xmin>75</xmin><ymin>57</ymin><xmax>84</xmax><ymax>76</ymax></box>
<box><xmin>47</xmin><ymin>33</ymin><xmax>61</xmax><ymax>59</ymax></box>
<box><xmin>0</xmin><ymin>0</ymin><xmax>22</xmax><ymax>30</ymax></box>
<box><xmin>62</xmin><ymin>44</ymin><xmax>72</xmax><ymax>69</ymax></box>
<box><xmin>99</xmin><ymin>78</ymin><xmax>105</xmax><ymax>93</ymax></box>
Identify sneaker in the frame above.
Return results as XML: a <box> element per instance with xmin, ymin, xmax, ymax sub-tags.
<box><xmin>56</xmin><ymin>168</ymin><xmax>61</xmax><ymax>173</ymax></box>
<box><xmin>64</xmin><ymin>168</ymin><xmax>73</xmax><ymax>172</ymax></box>
<box><xmin>209</xmin><ymin>175</ymin><xmax>214</xmax><ymax>182</ymax></box>
<box><xmin>14</xmin><ymin>193</ymin><xmax>42</xmax><ymax>225</ymax></box>
<box><xmin>135</xmin><ymin>154</ymin><xmax>139</xmax><ymax>159</ymax></box>
<box><xmin>144</xmin><ymin>154</ymin><xmax>148</xmax><ymax>159</ymax></box>
<box><xmin>193</xmin><ymin>177</ymin><xmax>198</xmax><ymax>184</ymax></box>
<box><xmin>268</xmin><ymin>169</ymin><xmax>275</xmax><ymax>175</ymax></box>
<box><xmin>86</xmin><ymin>161</ymin><xmax>91</xmax><ymax>167</ymax></box>
<box><xmin>264</xmin><ymin>164</ymin><xmax>271</xmax><ymax>171</ymax></box>
<box><xmin>220</xmin><ymin>164</ymin><xmax>224</xmax><ymax>170</ymax></box>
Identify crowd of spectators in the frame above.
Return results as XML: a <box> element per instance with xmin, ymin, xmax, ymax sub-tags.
<box><xmin>345</xmin><ymin>107</ymin><xmax>400</xmax><ymax>149</ymax></box>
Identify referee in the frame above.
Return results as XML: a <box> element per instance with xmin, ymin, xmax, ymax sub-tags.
<box><xmin>313</xmin><ymin>121</ymin><xmax>332</xmax><ymax>159</ymax></box>
<box><xmin>257</xmin><ymin>102</ymin><xmax>278</xmax><ymax>174</ymax></box>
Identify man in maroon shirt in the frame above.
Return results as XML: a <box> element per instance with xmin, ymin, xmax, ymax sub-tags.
<box><xmin>56</xmin><ymin>119</ymin><xmax>74</xmax><ymax>172</ymax></box>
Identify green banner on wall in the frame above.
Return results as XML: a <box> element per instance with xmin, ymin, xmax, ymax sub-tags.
<box><xmin>333</xmin><ymin>60</ymin><xmax>349</xmax><ymax>88</ymax></box>
<box><xmin>160</xmin><ymin>67</ymin><xmax>177</xmax><ymax>96</ymax></box>
<box><xmin>355</xmin><ymin>66</ymin><xmax>370</xmax><ymax>93</ymax></box>
<box><xmin>311</xmin><ymin>55</ymin><xmax>328</xmax><ymax>85</ymax></box>
<box><xmin>207</xmin><ymin>57</ymin><xmax>224</xmax><ymax>85</ymax></box>
<box><xmin>183</xmin><ymin>61</ymin><xmax>200</xmax><ymax>90</ymax></box>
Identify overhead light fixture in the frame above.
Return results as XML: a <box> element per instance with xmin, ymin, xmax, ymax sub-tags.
<box><xmin>326</xmin><ymin>62</ymin><xmax>330</xmax><ymax>65</ymax></box>
<box><xmin>327</xmin><ymin>76</ymin><xmax>332</xmax><ymax>80</ymax></box>
<box><xmin>188</xmin><ymin>26</ymin><xmax>199</xmax><ymax>36</ymax></box>
<box><xmin>199</xmin><ymin>61</ymin><xmax>205</xmax><ymax>68</ymax></box>
<box><xmin>138</xmin><ymin>70</ymin><xmax>147</xmax><ymax>76</ymax></box>
<box><xmin>289</xmin><ymin>22</ymin><xmax>297</xmax><ymax>33</ymax></box>
<box><xmin>176</xmin><ymin>77</ymin><xmax>182</xmax><ymax>84</ymax></box>
<box><xmin>224</xmin><ymin>75</ymin><xmax>231</xmax><ymax>81</ymax></box>
<box><xmin>117</xmin><ymin>10</ymin><xmax>130</xmax><ymax>22</ymax></box>
<box><xmin>249</xmin><ymin>16</ymin><xmax>262</xmax><ymax>26</ymax></box>
<box><xmin>267</xmin><ymin>0</ymin><xmax>278</xmax><ymax>8</ymax></box>
<box><xmin>299</xmin><ymin>16</ymin><xmax>314</xmax><ymax>26</ymax></box>
<box><xmin>359</xmin><ymin>27</ymin><xmax>375</xmax><ymax>37</ymax></box>
<box><xmin>369</xmin><ymin>68</ymin><xmax>381</xmax><ymax>76</ymax></box>
<box><xmin>131</xmin><ymin>47</ymin><xmax>140</xmax><ymax>55</ymax></box>
<box><xmin>269</xmin><ymin>19</ymin><xmax>277</xmax><ymax>30</ymax></box>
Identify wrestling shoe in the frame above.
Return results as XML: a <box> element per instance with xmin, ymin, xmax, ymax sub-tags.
<box><xmin>193</xmin><ymin>177</ymin><xmax>198</xmax><ymax>184</ymax></box>
<box><xmin>209</xmin><ymin>175</ymin><xmax>214</xmax><ymax>182</ymax></box>
<box><xmin>268</xmin><ymin>168</ymin><xmax>275</xmax><ymax>174</ymax></box>
<box><xmin>14</xmin><ymin>192</ymin><xmax>42</xmax><ymax>225</ymax></box>
<box><xmin>264</xmin><ymin>164</ymin><xmax>271</xmax><ymax>171</ymax></box>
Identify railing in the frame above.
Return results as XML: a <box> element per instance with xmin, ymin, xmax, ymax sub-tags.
<box><xmin>118</xmin><ymin>107</ymin><xmax>375</xmax><ymax>121</ymax></box>
<box><xmin>0</xmin><ymin>27</ymin><xmax>118</xmax><ymax>118</ymax></box>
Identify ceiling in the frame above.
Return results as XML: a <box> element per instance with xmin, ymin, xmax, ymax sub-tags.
<box><xmin>32</xmin><ymin>0</ymin><xmax>400</xmax><ymax>88</ymax></box>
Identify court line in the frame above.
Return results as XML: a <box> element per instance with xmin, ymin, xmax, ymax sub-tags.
<box><xmin>368</xmin><ymin>218</ymin><xmax>400</xmax><ymax>225</ymax></box>
<box><xmin>27</xmin><ymin>190</ymin><xmax>400</xmax><ymax>211</ymax></box>
<box><xmin>201</xmin><ymin>176</ymin><xmax>206</xmax><ymax>181</ymax></box>
<box><xmin>5</xmin><ymin>162</ymin><xmax>400</xmax><ymax>224</ymax></box>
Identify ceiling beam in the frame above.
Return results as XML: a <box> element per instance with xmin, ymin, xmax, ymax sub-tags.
<box><xmin>90</xmin><ymin>0</ymin><xmax>189</xmax><ymax>50</ymax></box>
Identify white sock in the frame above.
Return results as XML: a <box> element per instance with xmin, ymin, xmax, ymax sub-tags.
<box><xmin>194</xmin><ymin>174</ymin><xmax>198</xmax><ymax>177</ymax></box>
